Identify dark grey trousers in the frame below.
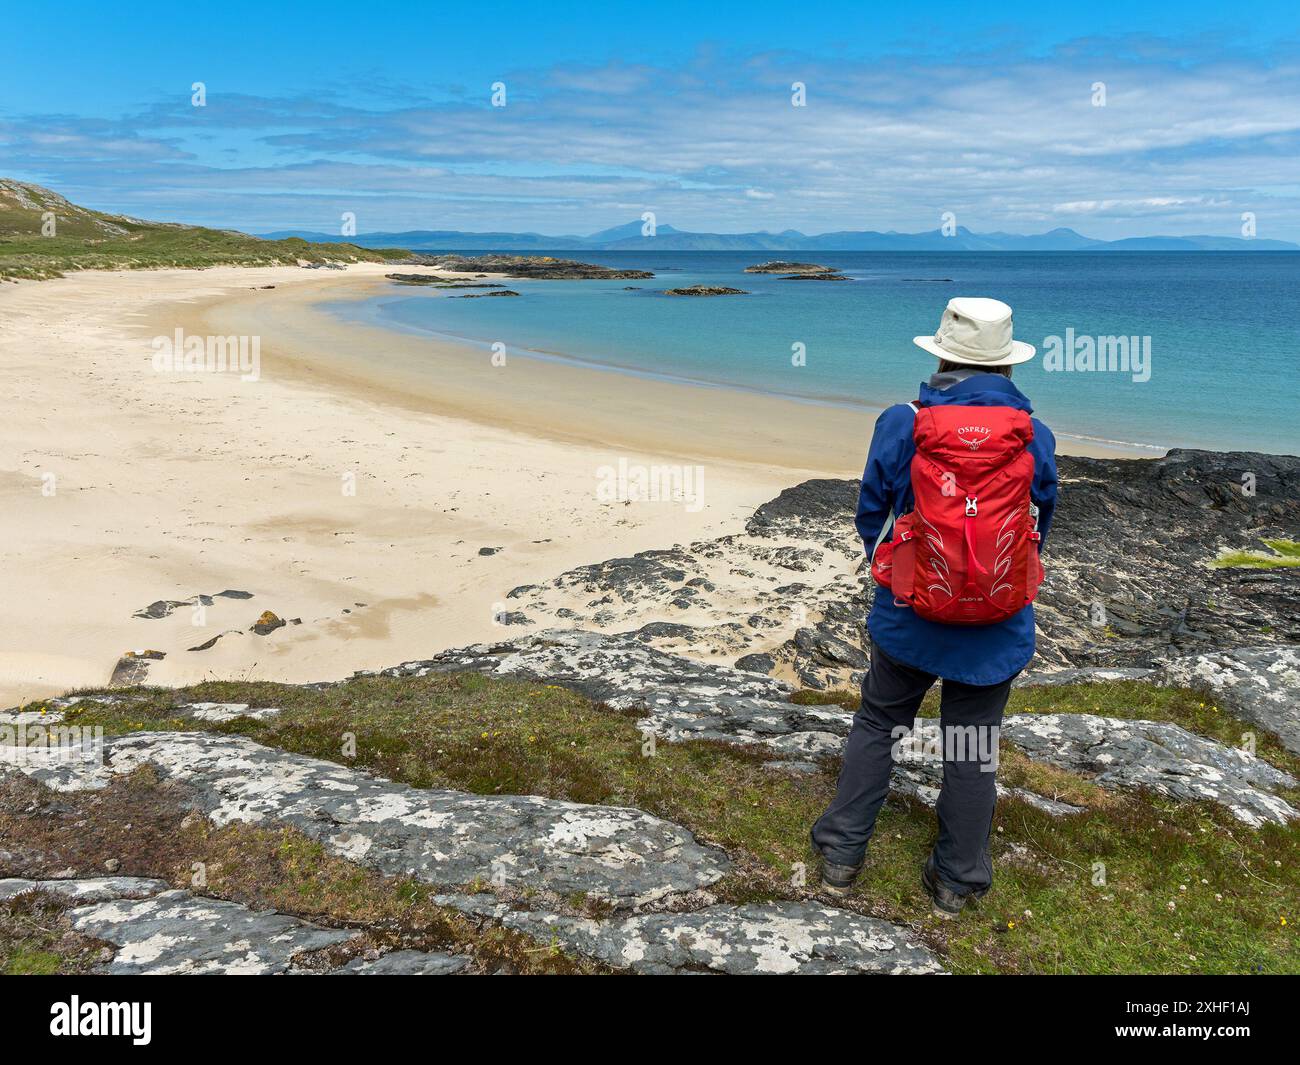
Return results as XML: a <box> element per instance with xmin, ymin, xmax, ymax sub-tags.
<box><xmin>811</xmin><ymin>640</ymin><xmax>1015</xmax><ymax>896</ymax></box>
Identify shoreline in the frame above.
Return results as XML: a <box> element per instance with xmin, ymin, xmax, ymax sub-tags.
<box><xmin>333</xmin><ymin>289</ymin><xmax>1169</xmax><ymax>459</ymax></box>
<box><xmin>0</xmin><ymin>262</ymin><xmax>1165</xmax><ymax>707</ymax></box>
<box><xmin>0</xmin><ymin>264</ymin><xmax>821</xmax><ymax>706</ymax></box>
<box><xmin>196</xmin><ymin>271</ymin><xmax>1160</xmax><ymax>471</ymax></box>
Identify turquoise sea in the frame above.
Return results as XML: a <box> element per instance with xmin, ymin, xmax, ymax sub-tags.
<box><xmin>330</xmin><ymin>251</ymin><xmax>1300</xmax><ymax>455</ymax></box>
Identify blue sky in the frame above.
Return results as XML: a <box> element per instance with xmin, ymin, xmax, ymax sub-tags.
<box><xmin>4</xmin><ymin>1</ymin><xmax>1300</xmax><ymax>238</ymax></box>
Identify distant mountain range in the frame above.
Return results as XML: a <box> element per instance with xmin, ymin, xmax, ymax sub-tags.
<box><xmin>262</xmin><ymin>220</ymin><xmax>1300</xmax><ymax>252</ymax></box>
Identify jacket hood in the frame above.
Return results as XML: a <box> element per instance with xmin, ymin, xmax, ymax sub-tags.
<box><xmin>918</xmin><ymin>372</ymin><xmax>1034</xmax><ymax>413</ymax></box>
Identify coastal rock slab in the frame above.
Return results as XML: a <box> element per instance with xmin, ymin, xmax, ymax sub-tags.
<box><xmin>3</xmin><ymin>740</ymin><xmax>940</xmax><ymax>977</ymax></box>
<box><xmin>382</xmin><ymin>629</ymin><xmax>854</xmax><ymax>753</ymax></box>
<box><xmin>2</xmin><ymin>732</ymin><xmax>731</xmax><ymax>908</ymax></box>
<box><xmin>421</xmin><ymin>254</ymin><xmax>653</xmax><ymax>280</ymax></box>
<box><xmin>409</xmin><ymin>630</ymin><xmax>1083</xmax><ymax>816</ymax></box>
<box><xmin>334</xmin><ymin>950</ymin><xmax>468</xmax><ymax>975</ymax></box>
<box><xmin>0</xmin><ymin>709</ymin><xmax>67</xmax><ymax>726</ymax></box>
<box><xmin>0</xmin><ymin>745</ymin><xmax>114</xmax><ymax>791</ymax></box>
<box><xmin>507</xmin><ymin>453</ymin><xmax>1300</xmax><ymax>693</ymax></box>
<box><xmin>69</xmin><ymin>889</ymin><xmax>357</xmax><ymax>974</ymax></box>
<box><xmin>1001</xmin><ymin>714</ymin><xmax>1298</xmax><ymax>826</ymax></box>
<box><xmin>178</xmin><ymin>702</ymin><xmax>282</xmax><ymax>723</ymax></box>
<box><xmin>1159</xmin><ymin>646</ymin><xmax>1300</xmax><ymax>754</ymax></box>
<box><xmin>387</xmin><ymin>631</ymin><xmax>1295</xmax><ymax>824</ymax></box>
<box><xmin>3</xmin><ymin>877</ymin><xmax>470</xmax><ymax>975</ymax></box>
<box><xmin>439</xmin><ymin>894</ymin><xmax>944</xmax><ymax>975</ymax></box>
<box><xmin>1035</xmin><ymin>449</ymin><xmax>1300</xmax><ymax>668</ymax></box>
<box><xmin>0</xmin><ymin>876</ymin><xmax>170</xmax><ymax>903</ymax></box>
<box><xmin>891</xmin><ymin>757</ymin><xmax>1084</xmax><ymax>818</ymax></box>
<box><xmin>133</xmin><ymin>590</ymin><xmax>253</xmax><ymax>620</ymax></box>
<box><xmin>109</xmin><ymin>650</ymin><xmax>164</xmax><ymax>686</ymax></box>
<box><xmin>1016</xmin><ymin>666</ymin><xmax>1156</xmax><ymax>688</ymax></box>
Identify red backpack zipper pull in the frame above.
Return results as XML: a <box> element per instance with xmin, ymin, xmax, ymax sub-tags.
<box><xmin>963</xmin><ymin>496</ymin><xmax>988</xmax><ymax>575</ymax></box>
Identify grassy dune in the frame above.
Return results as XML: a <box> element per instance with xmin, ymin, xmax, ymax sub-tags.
<box><xmin>0</xmin><ymin>179</ymin><xmax>409</xmax><ymax>280</ymax></box>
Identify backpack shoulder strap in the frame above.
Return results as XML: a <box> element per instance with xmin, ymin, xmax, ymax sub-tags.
<box><xmin>871</xmin><ymin>401</ymin><xmax>922</xmax><ymax>560</ymax></box>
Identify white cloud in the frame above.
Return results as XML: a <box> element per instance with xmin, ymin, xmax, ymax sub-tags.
<box><xmin>7</xmin><ymin>41</ymin><xmax>1300</xmax><ymax>238</ymax></box>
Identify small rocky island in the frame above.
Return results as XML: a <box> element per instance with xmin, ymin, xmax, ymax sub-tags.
<box><xmin>386</xmin><ymin>273</ymin><xmax>505</xmax><ymax>288</ymax></box>
<box><xmin>415</xmin><ymin>254</ymin><xmax>654</xmax><ymax>280</ymax></box>
<box><xmin>745</xmin><ymin>260</ymin><xmax>833</xmax><ymax>273</ymax></box>
<box><xmin>663</xmin><ymin>284</ymin><xmax>748</xmax><ymax>296</ymax></box>
<box><xmin>744</xmin><ymin>260</ymin><xmax>849</xmax><ymax>280</ymax></box>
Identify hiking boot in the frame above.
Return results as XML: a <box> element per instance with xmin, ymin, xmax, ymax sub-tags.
<box><xmin>921</xmin><ymin>856</ymin><xmax>967</xmax><ymax>919</ymax></box>
<box><xmin>819</xmin><ymin>856</ymin><xmax>865</xmax><ymax>897</ymax></box>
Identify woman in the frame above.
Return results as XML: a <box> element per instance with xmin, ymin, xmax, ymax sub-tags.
<box><xmin>811</xmin><ymin>297</ymin><xmax>1058</xmax><ymax>918</ymax></box>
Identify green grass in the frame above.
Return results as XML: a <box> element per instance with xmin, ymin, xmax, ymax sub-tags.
<box><xmin>0</xmin><ymin>892</ymin><xmax>107</xmax><ymax>975</ymax></box>
<box><xmin>31</xmin><ymin>670</ymin><xmax>1296</xmax><ymax>975</ymax></box>
<box><xmin>0</xmin><ymin>226</ymin><xmax>410</xmax><ymax>281</ymax></box>
<box><xmin>1213</xmin><ymin>538</ymin><xmax>1300</xmax><ymax>570</ymax></box>
<box><xmin>5</xmin><ymin>948</ymin><xmax>65</xmax><ymax>975</ymax></box>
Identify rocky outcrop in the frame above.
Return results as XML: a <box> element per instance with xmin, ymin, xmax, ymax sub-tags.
<box><xmin>6</xmin><ymin>731</ymin><xmax>729</xmax><ymax>909</ymax></box>
<box><xmin>6</xmin><ymin>698</ymin><xmax>280</xmax><ymax>726</ymax></box>
<box><xmin>419</xmin><ymin>255</ymin><xmax>654</xmax><ymax>280</ymax></box>
<box><xmin>0</xmin><ymin>876</ymin><xmax>170</xmax><ymax>903</ymax></box>
<box><xmin>393</xmin><ymin>628</ymin><xmax>1295</xmax><ymax>825</ymax></box>
<box><xmin>1034</xmin><ymin>449</ymin><xmax>1300</xmax><ymax>667</ymax></box>
<box><xmin>744</xmin><ymin>261</ymin><xmax>836</xmax><ymax>275</ymax></box>
<box><xmin>69</xmin><ymin>889</ymin><xmax>357</xmax><ymax>975</ymax></box>
<box><xmin>334</xmin><ymin>950</ymin><xmax>468</xmax><ymax>975</ymax></box>
<box><xmin>437</xmin><ymin>894</ymin><xmax>943</xmax><ymax>975</ymax></box>
<box><xmin>499</xmin><ymin>452</ymin><xmax>1299</xmax><ymax>695</ymax></box>
<box><xmin>1002</xmin><ymin>714</ymin><xmax>1297</xmax><ymax>827</ymax></box>
<box><xmin>1158</xmin><ymin>646</ymin><xmax>1300</xmax><ymax>754</ymax></box>
<box><xmin>108</xmin><ymin>649</ymin><xmax>165</xmax><ymax>686</ymax></box>
<box><xmin>133</xmin><ymin>589</ymin><xmax>253</xmax><ymax>620</ymax></box>
<box><xmin>1016</xmin><ymin>666</ymin><xmax>1155</xmax><ymax>687</ymax></box>
<box><xmin>250</xmin><ymin>611</ymin><xmax>286</xmax><ymax>636</ymax></box>
<box><xmin>381</xmin><ymin>629</ymin><xmax>851</xmax><ymax>755</ymax></box>
<box><xmin>1</xmin><ymin>877</ymin><xmax>468</xmax><ymax>975</ymax></box>
<box><xmin>0</xmin><ymin>730</ymin><xmax>945</xmax><ymax>975</ymax></box>
<box><xmin>177</xmin><ymin>702</ymin><xmax>282</xmax><ymax>723</ymax></box>
<box><xmin>385</xmin><ymin>273</ymin><xmax>505</xmax><ymax>287</ymax></box>
<box><xmin>663</xmin><ymin>285</ymin><xmax>748</xmax><ymax>296</ymax></box>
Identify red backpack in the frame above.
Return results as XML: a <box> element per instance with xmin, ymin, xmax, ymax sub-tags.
<box><xmin>871</xmin><ymin>403</ymin><xmax>1044</xmax><ymax>625</ymax></box>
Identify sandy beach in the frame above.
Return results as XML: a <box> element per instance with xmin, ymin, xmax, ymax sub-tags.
<box><xmin>0</xmin><ymin>263</ymin><xmax>1150</xmax><ymax>706</ymax></box>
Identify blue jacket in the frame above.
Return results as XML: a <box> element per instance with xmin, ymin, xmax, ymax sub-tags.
<box><xmin>858</xmin><ymin>373</ymin><xmax>1058</xmax><ymax>685</ymax></box>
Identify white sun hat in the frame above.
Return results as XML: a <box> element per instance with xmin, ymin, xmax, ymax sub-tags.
<box><xmin>912</xmin><ymin>297</ymin><xmax>1036</xmax><ymax>367</ymax></box>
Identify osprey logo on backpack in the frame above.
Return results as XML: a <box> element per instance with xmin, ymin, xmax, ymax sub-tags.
<box><xmin>956</xmin><ymin>425</ymin><xmax>992</xmax><ymax>450</ymax></box>
<box><xmin>871</xmin><ymin>403</ymin><xmax>1044</xmax><ymax>626</ymax></box>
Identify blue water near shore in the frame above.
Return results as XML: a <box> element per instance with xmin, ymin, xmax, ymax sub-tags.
<box><xmin>330</xmin><ymin>251</ymin><xmax>1300</xmax><ymax>455</ymax></box>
